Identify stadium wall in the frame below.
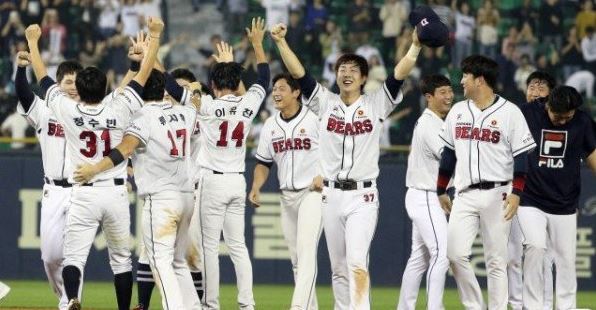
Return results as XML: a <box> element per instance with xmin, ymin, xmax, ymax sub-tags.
<box><xmin>1</xmin><ymin>154</ymin><xmax>595</xmax><ymax>289</ymax></box>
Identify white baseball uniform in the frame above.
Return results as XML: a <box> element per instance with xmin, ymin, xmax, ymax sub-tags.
<box><xmin>439</xmin><ymin>96</ymin><xmax>536</xmax><ymax>310</ymax></box>
<box><xmin>398</xmin><ymin>109</ymin><xmax>449</xmax><ymax>310</ymax></box>
<box><xmin>18</xmin><ymin>95</ymin><xmax>71</xmax><ymax>310</ymax></box>
<box><xmin>194</xmin><ymin>83</ymin><xmax>266</xmax><ymax>310</ymax></box>
<box><xmin>126</xmin><ymin>101</ymin><xmax>201</xmax><ymax>310</ymax></box>
<box><xmin>302</xmin><ymin>76</ymin><xmax>403</xmax><ymax>310</ymax></box>
<box><xmin>45</xmin><ymin>82</ymin><xmax>143</xmax><ymax>292</ymax></box>
<box><xmin>255</xmin><ymin>106</ymin><xmax>322</xmax><ymax>309</ymax></box>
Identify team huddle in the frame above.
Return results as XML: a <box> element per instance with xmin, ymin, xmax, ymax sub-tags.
<box><xmin>10</xmin><ymin>5</ymin><xmax>596</xmax><ymax>310</ymax></box>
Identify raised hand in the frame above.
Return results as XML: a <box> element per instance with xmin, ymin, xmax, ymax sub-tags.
<box><xmin>128</xmin><ymin>31</ymin><xmax>146</xmax><ymax>62</ymax></box>
<box><xmin>16</xmin><ymin>51</ymin><xmax>31</xmax><ymax>67</ymax></box>
<box><xmin>246</xmin><ymin>17</ymin><xmax>266</xmax><ymax>45</ymax></box>
<box><xmin>270</xmin><ymin>23</ymin><xmax>287</xmax><ymax>42</ymax></box>
<box><xmin>25</xmin><ymin>24</ymin><xmax>42</xmax><ymax>42</ymax></box>
<box><xmin>147</xmin><ymin>16</ymin><xmax>164</xmax><ymax>37</ymax></box>
<box><xmin>212</xmin><ymin>41</ymin><xmax>234</xmax><ymax>63</ymax></box>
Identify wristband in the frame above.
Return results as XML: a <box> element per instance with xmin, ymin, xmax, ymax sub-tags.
<box><xmin>108</xmin><ymin>149</ymin><xmax>125</xmax><ymax>166</ymax></box>
<box><xmin>130</xmin><ymin>61</ymin><xmax>140</xmax><ymax>72</ymax></box>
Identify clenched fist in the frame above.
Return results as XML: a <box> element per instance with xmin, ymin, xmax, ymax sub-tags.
<box><xmin>147</xmin><ymin>16</ymin><xmax>164</xmax><ymax>36</ymax></box>
<box><xmin>270</xmin><ymin>23</ymin><xmax>287</xmax><ymax>42</ymax></box>
<box><xmin>16</xmin><ymin>51</ymin><xmax>31</xmax><ymax>67</ymax></box>
<box><xmin>25</xmin><ymin>24</ymin><xmax>42</xmax><ymax>42</ymax></box>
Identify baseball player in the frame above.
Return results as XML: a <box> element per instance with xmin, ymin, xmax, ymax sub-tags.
<box><xmin>248</xmin><ymin>73</ymin><xmax>323</xmax><ymax>309</ymax></box>
<box><xmin>271</xmin><ymin>21</ymin><xmax>423</xmax><ymax>309</ymax></box>
<box><xmin>397</xmin><ymin>75</ymin><xmax>453</xmax><ymax>310</ymax></box>
<box><xmin>25</xmin><ymin>16</ymin><xmax>163</xmax><ymax>310</ymax></box>
<box><xmin>436</xmin><ymin>55</ymin><xmax>536</xmax><ymax>310</ymax></box>
<box><xmin>73</xmin><ymin>69</ymin><xmax>203</xmax><ymax>310</ymax></box>
<box><xmin>13</xmin><ymin>54</ymin><xmax>82</xmax><ymax>310</ymax></box>
<box><xmin>507</xmin><ymin>71</ymin><xmax>556</xmax><ymax>310</ymax></box>
<box><xmin>133</xmin><ymin>67</ymin><xmax>205</xmax><ymax>310</ymax></box>
<box><xmin>516</xmin><ymin>85</ymin><xmax>596</xmax><ymax>310</ymax></box>
<box><xmin>193</xmin><ymin>18</ymin><xmax>269</xmax><ymax>310</ymax></box>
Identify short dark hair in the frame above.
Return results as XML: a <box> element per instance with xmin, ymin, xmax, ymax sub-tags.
<box><xmin>547</xmin><ymin>85</ymin><xmax>583</xmax><ymax>113</ymax></box>
<box><xmin>75</xmin><ymin>67</ymin><xmax>106</xmax><ymax>104</ymax></box>
<box><xmin>461</xmin><ymin>55</ymin><xmax>499</xmax><ymax>90</ymax></box>
<box><xmin>586</xmin><ymin>26</ymin><xmax>594</xmax><ymax>34</ymax></box>
<box><xmin>335</xmin><ymin>53</ymin><xmax>369</xmax><ymax>77</ymax></box>
<box><xmin>272</xmin><ymin>73</ymin><xmax>301</xmax><ymax>93</ymax></box>
<box><xmin>143</xmin><ymin>69</ymin><xmax>165</xmax><ymax>102</ymax></box>
<box><xmin>57</xmin><ymin>60</ymin><xmax>83</xmax><ymax>83</ymax></box>
<box><xmin>209</xmin><ymin>62</ymin><xmax>243</xmax><ymax>91</ymax></box>
<box><xmin>420</xmin><ymin>75</ymin><xmax>451</xmax><ymax>95</ymax></box>
<box><xmin>170</xmin><ymin>68</ymin><xmax>197</xmax><ymax>83</ymax></box>
<box><xmin>526</xmin><ymin>71</ymin><xmax>556</xmax><ymax>90</ymax></box>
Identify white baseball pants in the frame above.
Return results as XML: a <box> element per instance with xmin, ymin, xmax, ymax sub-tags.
<box><xmin>447</xmin><ymin>185</ymin><xmax>512</xmax><ymax>310</ymax></box>
<box><xmin>507</xmin><ymin>216</ymin><xmax>555</xmax><ymax>310</ymax></box>
<box><xmin>196</xmin><ymin>172</ymin><xmax>254</xmax><ymax>310</ymax></box>
<box><xmin>63</xmin><ymin>184</ymin><xmax>132</xmax><ymax>278</ymax></box>
<box><xmin>40</xmin><ymin>184</ymin><xmax>70</xmax><ymax>309</ymax></box>
<box><xmin>322</xmin><ymin>185</ymin><xmax>379</xmax><ymax>310</ymax></box>
<box><xmin>398</xmin><ymin>188</ymin><xmax>448</xmax><ymax>310</ymax></box>
<box><xmin>517</xmin><ymin>207</ymin><xmax>577</xmax><ymax>310</ymax></box>
<box><xmin>143</xmin><ymin>191</ymin><xmax>201</xmax><ymax>310</ymax></box>
<box><xmin>280</xmin><ymin>189</ymin><xmax>323</xmax><ymax>310</ymax></box>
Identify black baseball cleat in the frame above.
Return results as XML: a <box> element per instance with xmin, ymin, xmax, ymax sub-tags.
<box><xmin>66</xmin><ymin>298</ymin><xmax>81</xmax><ymax>310</ymax></box>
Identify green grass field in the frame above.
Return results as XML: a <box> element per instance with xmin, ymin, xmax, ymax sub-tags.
<box><xmin>1</xmin><ymin>281</ymin><xmax>595</xmax><ymax>309</ymax></box>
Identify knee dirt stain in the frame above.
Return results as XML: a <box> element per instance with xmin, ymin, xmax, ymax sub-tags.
<box><xmin>353</xmin><ymin>268</ymin><xmax>369</xmax><ymax>305</ymax></box>
<box><xmin>157</xmin><ymin>209</ymin><xmax>179</xmax><ymax>239</ymax></box>
<box><xmin>186</xmin><ymin>244</ymin><xmax>200</xmax><ymax>269</ymax></box>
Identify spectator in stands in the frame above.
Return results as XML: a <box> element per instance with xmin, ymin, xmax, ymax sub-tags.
<box><xmin>95</xmin><ymin>0</ymin><xmax>120</xmax><ymax>39</ymax></box>
<box><xmin>496</xmin><ymin>41</ymin><xmax>518</xmax><ymax>100</ymax></box>
<box><xmin>452</xmin><ymin>1</ymin><xmax>475</xmax><ymax>68</ymax></box>
<box><xmin>1</xmin><ymin>10</ymin><xmax>25</xmax><ymax>52</ymax></box>
<box><xmin>227</xmin><ymin>0</ymin><xmax>248</xmax><ymax>34</ymax></box>
<box><xmin>355</xmin><ymin>32</ymin><xmax>383</xmax><ymax>68</ymax></box>
<box><xmin>476</xmin><ymin>0</ymin><xmax>499</xmax><ymax>59</ymax></box>
<box><xmin>41</xmin><ymin>9</ymin><xmax>66</xmax><ymax>56</ymax></box>
<box><xmin>286</xmin><ymin>10</ymin><xmax>306</xmax><ymax>54</ymax></box>
<box><xmin>430</xmin><ymin>0</ymin><xmax>454</xmax><ymax>28</ymax></box>
<box><xmin>516</xmin><ymin>21</ymin><xmax>538</xmax><ymax>63</ymax></box>
<box><xmin>1</xmin><ymin>107</ymin><xmax>29</xmax><ymax>149</ymax></box>
<box><xmin>581</xmin><ymin>26</ymin><xmax>596</xmax><ymax>72</ymax></box>
<box><xmin>304</xmin><ymin>0</ymin><xmax>327</xmax><ymax>33</ymax></box>
<box><xmin>395</xmin><ymin>27</ymin><xmax>412</xmax><ymax>62</ymax></box>
<box><xmin>534</xmin><ymin>52</ymin><xmax>558</xmax><ymax>78</ymax></box>
<box><xmin>417</xmin><ymin>48</ymin><xmax>443</xmax><ymax>78</ymax></box>
<box><xmin>514</xmin><ymin>0</ymin><xmax>539</xmax><ymax>30</ymax></box>
<box><xmin>379</xmin><ymin>0</ymin><xmax>407</xmax><ymax>64</ymax></box>
<box><xmin>514</xmin><ymin>54</ymin><xmax>536</xmax><ymax>93</ymax></box>
<box><xmin>104</xmin><ymin>21</ymin><xmax>128</xmax><ymax>89</ymax></box>
<box><xmin>79</xmin><ymin>38</ymin><xmax>106</xmax><ymax>68</ymax></box>
<box><xmin>318</xmin><ymin>19</ymin><xmax>342</xmax><ymax>60</ymax></box>
<box><xmin>565</xmin><ymin>70</ymin><xmax>595</xmax><ymax>106</ymax></box>
<box><xmin>199</xmin><ymin>34</ymin><xmax>222</xmax><ymax>76</ymax></box>
<box><xmin>539</xmin><ymin>0</ymin><xmax>563</xmax><ymax>50</ymax></box>
<box><xmin>576</xmin><ymin>0</ymin><xmax>596</xmax><ymax>39</ymax></box>
<box><xmin>561</xmin><ymin>26</ymin><xmax>584</xmax><ymax>80</ymax></box>
<box><xmin>19</xmin><ymin>0</ymin><xmax>43</xmax><ymax>25</ymax></box>
<box><xmin>138</xmin><ymin>0</ymin><xmax>161</xmax><ymax>20</ymax></box>
<box><xmin>501</xmin><ymin>26</ymin><xmax>519</xmax><ymax>61</ymax></box>
<box><xmin>364</xmin><ymin>55</ymin><xmax>387</xmax><ymax>94</ymax></box>
<box><xmin>348</xmin><ymin>0</ymin><xmax>372</xmax><ymax>46</ymax></box>
<box><xmin>261</xmin><ymin>0</ymin><xmax>291</xmax><ymax>31</ymax></box>
<box><xmin>121</xmin><ymin>0</ymin><xmax>140</xmax><ymax>37</ymax></box>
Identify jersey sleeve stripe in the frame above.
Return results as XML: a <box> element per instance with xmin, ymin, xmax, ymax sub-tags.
<box><xmin>255</xmin><ymin>153</ymin><xmax>273</xmax><ymax>162</ymax></box>
<box><xmin>125</xmin><ymin>86</ymin><xmax>144</xmax><ymax>109</ymax></box>
<box><xmin>382</xmin><ymin>83</ymin><xmax>402</xmax><ymax>105</ymax></box>
<box><xmin>125</xmin><ymin>130</ymin><xmax>148</xmax><ymax>146</ymax></box>
<box><xmin>512</xmin><ymin>142</ymin><xmax>537</xmax><ymax>157</ymax></box>
<box><xmin>249</xmin><ymin>84</ymin><xmax>267</xmax><ymax>99</ymax></box>
<box><xmin>181</xmin><ymin>89</ymin><xmax>189</xmax><ymax>105</ymax></box>
<box><xmin>302</xmin><ymin>83</ymin><xmax>321</xmax><ymax>107</ymax></box>
<box><xmin>439</xmin><ymin>135</ymin><xmax>455</xmax><ymax>149</ymax></box>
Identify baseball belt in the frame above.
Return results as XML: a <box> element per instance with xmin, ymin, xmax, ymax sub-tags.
<box><xmin>323</xmin><ymin>180</ymin><xmax>373</xmax><ymax>191</ymax></box>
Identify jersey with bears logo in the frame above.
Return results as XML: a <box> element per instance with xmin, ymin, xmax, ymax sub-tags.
<box><xmin>440</xmin><ymin>96</ymin><xmax>536</xmax><ymax>191</ymax></box>
<box><xmin>255</xmin><ymin>106</ymin><xmax>319</xmax><ymax>190</ymax></box>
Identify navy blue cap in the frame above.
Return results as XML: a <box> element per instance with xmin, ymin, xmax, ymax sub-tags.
<box><xmin>409</xmin><ymin>6</ymin><xmax>449</xmax><ymax>48</ymax></box>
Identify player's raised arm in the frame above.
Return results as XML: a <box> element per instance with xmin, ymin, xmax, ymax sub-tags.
<box><xmin>246</xmin><ymin>17</ymin><xmax>270</xmax><ymax>91</ymax></box>
<box><xmin>117</xmin><ymin>31</ymin><xmax>147</xmax><ymax>91</ymax></box>
<box><xmin>394</xmin><ymin>29</ymin><xmax>422</xmax><ymax>81</ymax></box>
<box><xmin>132</xmin><ymin>16</ymin><xmax>163</xmax><ymax>87</ymax></box>
<box><xmin>13</xmin><ymin>51</ymin><xmax>36</xmax><ymax>112</ymax></box>
<box><xmin>25</xmin><ymin>24</ymin><xmax>55</xmax><ymax>93</ymax></box>
<box><xmin>74</xmin><ymin>135</ymin><xmax>141</xmax><ymax>183</ymax></box>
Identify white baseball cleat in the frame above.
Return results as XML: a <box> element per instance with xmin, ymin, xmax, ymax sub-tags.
<box><xmin>66</xmin><ymin>298</ymin><xmax>81</xmax><ymax>310</ymax></box>
<box><xmin>0</xmin><ymin>281</ymin><xmax>10</xmax><ymax>300</ymax></box>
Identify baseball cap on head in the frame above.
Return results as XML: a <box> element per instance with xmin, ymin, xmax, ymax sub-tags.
<box><xmin>409</xmin><ymin>5</ymin><xmax>449</xmax><ymax>48</ymax></box>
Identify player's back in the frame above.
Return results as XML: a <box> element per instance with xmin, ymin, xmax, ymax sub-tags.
<box><xmin>128</xmin><ymin>102</ymin><xmax>197</xmax><ymax>196</ymax></box>
<box><xmin>406</xmin><ymin>109</ymin><xmax>444</xmax><ymax>190</ymax></box>
<box><xmin>197</xmin><ymin>85</ymin><xmax>265</xmax><ymax>173</ymax></box>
